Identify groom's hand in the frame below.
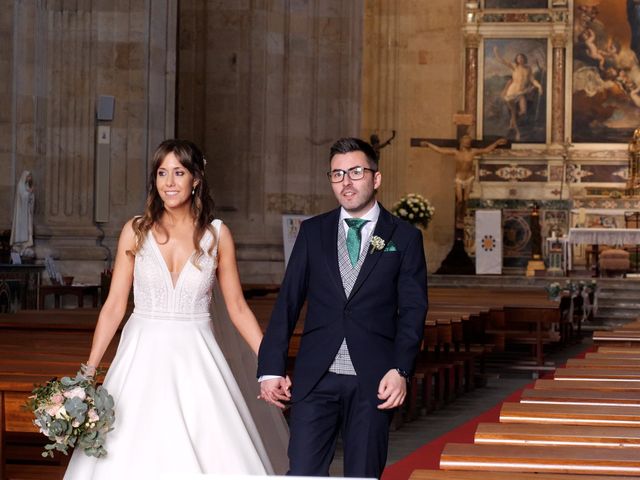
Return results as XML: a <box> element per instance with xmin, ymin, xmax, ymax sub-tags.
<box><xmin>259</xmin><ymin>376</ymin><xmax>292</xmax><ymax>409</ymax></box>
<box><xmin>377</xmin><ymin>369</ymin><xmax>407</xmax><ymax>410</ymax></box>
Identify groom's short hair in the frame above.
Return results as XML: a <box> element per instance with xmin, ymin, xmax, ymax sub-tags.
<box><xmin>329</xmin><ymin>137</ymin><xmax>378</xmax><ymax>169</ymax></box>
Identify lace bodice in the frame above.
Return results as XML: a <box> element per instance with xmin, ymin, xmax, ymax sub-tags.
<box><xmin>132</xmin><ymin>219</ymin><xmax>221</xmax><ymax>315</ymax></box>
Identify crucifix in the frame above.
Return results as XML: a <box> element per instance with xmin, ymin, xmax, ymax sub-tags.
<box><xmin>411</xmin><ymin>112</ymin><xmax>509</xmax><ymax>274</ymax></box>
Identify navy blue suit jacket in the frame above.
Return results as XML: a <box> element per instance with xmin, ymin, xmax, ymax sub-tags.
<box><xmin>257</xmin><ymin>205</ymin><xmax>428</xmax><ymax>405</ymax></box>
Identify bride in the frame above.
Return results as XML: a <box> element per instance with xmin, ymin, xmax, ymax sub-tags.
<box><xmin>64</xmin><ymin>139</ymin><xmax>288</xmax><ymax>478</ymax></box>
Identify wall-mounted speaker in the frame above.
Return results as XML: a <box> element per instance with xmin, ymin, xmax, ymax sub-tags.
<box><xmin>97</xmin><ymin>95</ymin><xmax>115</xmax><ymax>121</ymax></box>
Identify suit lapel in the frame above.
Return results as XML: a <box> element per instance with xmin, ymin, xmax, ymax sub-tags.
<box><xmin>321</xmin><ymin>209</ymin><xmax>347</xmax><ymax>300</ymax></box>
<box><xmin>347</xmin><ymin>206</ymin><xmax>397</xmax><ymax>301</ymax></box>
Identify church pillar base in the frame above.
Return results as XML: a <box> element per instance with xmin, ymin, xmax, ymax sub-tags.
<box><xmin>436</xmin><ymin>229</ymin><xmax>475</xmax><ymax>275</ymax></box>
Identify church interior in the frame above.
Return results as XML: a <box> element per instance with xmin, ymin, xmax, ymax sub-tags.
<box><xmin>3</xmin><ymin>0</ymin><xmax>640</xmax><ymax>479</ymax></box>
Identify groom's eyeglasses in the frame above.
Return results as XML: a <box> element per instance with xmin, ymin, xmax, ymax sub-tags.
<box><xmin>327</xmin><ymin>166</ymin><xmax>377</xmax><ymax>183</ymax></box>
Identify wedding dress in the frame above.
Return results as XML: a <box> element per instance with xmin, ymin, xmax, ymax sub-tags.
<box><xmin>64</xmin><ymin>219</ymin><xmax>288</xmax><ymax>479</ymax></box>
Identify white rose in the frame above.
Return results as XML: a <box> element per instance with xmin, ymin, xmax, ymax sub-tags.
<box><xmin>63</xmin><ymin>386</ymin><xmax>86</xmax><ymax>401</ymax></box>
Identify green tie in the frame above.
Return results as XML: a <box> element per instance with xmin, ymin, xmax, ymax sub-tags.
<box><xmin>345</xmin><ymin>218</ymin><xmax>369</xmax><ymax>267</ymax></box>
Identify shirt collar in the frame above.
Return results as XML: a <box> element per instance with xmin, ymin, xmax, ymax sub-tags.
<box><xmin>339</xmin><ymin>201</ymin><xmax>380</xmax><ymax>224</ymax></box>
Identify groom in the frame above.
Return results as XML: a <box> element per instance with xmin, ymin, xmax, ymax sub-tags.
<box><xmin>258</xmin><ymin>137</ymin><xmax>428</xmax><ymax>478</ymax></box>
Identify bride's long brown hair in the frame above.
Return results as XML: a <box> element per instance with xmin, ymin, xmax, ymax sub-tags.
<box><xmin>130</xmin><ymin>139</ymin><xmax>216</xmax><ymax>266</ymax></box>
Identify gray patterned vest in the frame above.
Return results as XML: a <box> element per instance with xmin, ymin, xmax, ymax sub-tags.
<box><xmin>328</xmin><ymin>220</ymin><xmax>372</xmax><ymax>375</ymax></box>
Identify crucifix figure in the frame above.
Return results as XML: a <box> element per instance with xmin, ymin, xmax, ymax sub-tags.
<box><xmin>370</xmin><ymin>130</ymin><xmax>396</xmax><ymax>160</ymax></box>
<box><xmin>411</xmin><ymin>122</ymin><xmax>507</xmax><ymax>229</ymax></box>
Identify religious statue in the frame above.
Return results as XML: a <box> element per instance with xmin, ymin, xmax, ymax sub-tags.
<box><xmin>370</xmin><ymin>130</ymin><xmax>396</xmax><ymax>160</ymax></box>
<box><xmin>420</xmin><ymin>135</ymin><xmax>507</xmax><ymax>228</ymax></box>
<box><xmin>628</xmin><ymin>127</ymin><xmax>640</xmax><ymax>195</ymax></box>
<box><xmin>10</xmin><ymin>170</ymin><xmax>35</xmax><ymax>257</ymax></box>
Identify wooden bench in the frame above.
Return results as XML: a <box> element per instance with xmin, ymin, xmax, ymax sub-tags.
<box><xmin>439</xmin><ymin>443</ymin><xmax>640</xmax><ymax>476</ymax></box>
<box><xmin>554</xmin><ymin>367</ymin><xmax>640</xmax><ymax>381</ymax></box>
<box><xmin>0</xmin><ymin>317</ymin><xmax>115</xmax><ymax>479</ymax></box>
<box><xmin>594</xmin><ymin>330</ymin><xmax>640</xmax><ymax>346</ymax></box>
<box><xmin>499</xmin><ymin>402</ymin><xmax>640</xmax><ymax>427</ymax></box>
<box><xmin>410</xmin><ymin>470</ymin><xmax>632</xmax><ymax>480</ymax></box>
<box><xmin>431</xmin><ymin>287</ymin><xmax>565</xmax><ymax>366</ymax></box>
<box><xmin>598</xmin><ymin>346</ymin><xmax>640</xmax><ymax>354</ymax></box>
<box><xmin>519</xmin><ymin>388</ymin><xmax>640</xmax><ymax>406</ymax></box>
<box><xmin>474</xmin><ymin>422</ymin><xmax>640</xmax><ymax>447</ymax></box>
<box><xmin>587</xmin><ymin>352</ymin><xmax>640</xmax><ymax>360</ymax></box>
<box><xmin>566</xmin><ymin>358</ymin><xmax>640</xmax><ymax>369</ymax></box>
<box><xmin>38</xmin><ymin>285</ymin><xmax>100</xmax><ymax>310</ymax></box>
<box><xmin>534</xmin><ymin>378</ymin><xmax>640</xmax><ymax>392</ymax></box>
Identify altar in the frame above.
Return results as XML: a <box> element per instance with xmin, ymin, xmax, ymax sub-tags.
<box><xmin>567</xmin><ymin>227</ymin><xmax>640</xmax><ymax>276</ymax></box>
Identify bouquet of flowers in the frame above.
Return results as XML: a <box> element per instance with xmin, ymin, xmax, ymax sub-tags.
<box><xmin>26</xmin><ymin>366</ymin><xmax>115</xmax><ymax>458</ymax></box>
<box><xmin>391</xmin><ymin>193</ymin><xmax>435</xmax><ymax>229</ymax></box>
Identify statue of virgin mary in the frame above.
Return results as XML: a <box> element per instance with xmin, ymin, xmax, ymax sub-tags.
<box><xmin>10</xmin><ymin>170</ymin><xmax>34</xmax><ymax>256</ymax></box>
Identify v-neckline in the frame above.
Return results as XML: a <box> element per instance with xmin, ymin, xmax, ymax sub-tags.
<box><xmin>148</xmin><ymin>231</ymin><xmax>195</xmax><ymax>290</ymax></box>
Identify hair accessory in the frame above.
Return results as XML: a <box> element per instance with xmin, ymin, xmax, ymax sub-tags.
<box><xmin>203</xmin><ymin>156</ymin><xmax>208</xmax><ymax>167</ymax></box>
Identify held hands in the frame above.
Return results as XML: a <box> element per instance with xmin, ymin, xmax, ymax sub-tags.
<box><xmin>377</xmin><ymin>369</ymin><xmax>407</xmax><ymax>410</ymax></box>
<box><xmin>259</xmin><ymin>376</ymin><xmax>292</xmax><ymax>409</ymax></box>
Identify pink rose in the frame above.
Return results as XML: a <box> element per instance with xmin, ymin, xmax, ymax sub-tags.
<box><xmin>45</xmin><ymin>403</ymin><xmax>64</xmax><ymax>417</ymax></box>
<box><xmin>87</xmin><ymin>408</ymin><xmax>99</xmax><ymax>423</ymax></box>
<box><xmin>51</xmin><ymin>393</ymin><xmax>64</xmax><ymax>404</ymax></box>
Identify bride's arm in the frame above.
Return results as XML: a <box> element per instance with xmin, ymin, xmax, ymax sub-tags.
<box><xmin>86</xmin><ymin>219</ymin><xmax>136</xmax><ymax>369</ymax></box>
<box><xmin>216</xmin><ymin>223</ymin><xmax>263</xmax><ymax>355</ymax></box>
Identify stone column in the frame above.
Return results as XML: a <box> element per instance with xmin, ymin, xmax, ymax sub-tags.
<box><xmin>1</xmin><ymin>1</ymin><xmax>177</xmax><ymax>283</ymax></box>
<box><xmin>551</xmin><ymin>33</ymin><xmax>567</xmax><ymax>144</ymax></box>
<box><xmin>463</xmin><ymin>33</ymin><xmax>480</xmax><ymax>138</ymax></box>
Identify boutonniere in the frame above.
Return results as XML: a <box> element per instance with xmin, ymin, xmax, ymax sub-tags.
<box><xmin>370</xmin><ymin>235</ymin><xmax>386</xmax><ymax>253</ymax></box>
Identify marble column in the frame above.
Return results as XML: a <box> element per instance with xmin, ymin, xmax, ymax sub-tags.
<box><xmin>551</xmin><ymin>33</ymin><xmax>567</xmax><ymax>144</ymax></box>
<box><xmin>464</xmin><ymin>34</ymin><xmax>480</xmax><ymax>138</ymax></box>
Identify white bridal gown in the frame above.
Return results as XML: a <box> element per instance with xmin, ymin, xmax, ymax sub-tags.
<box><xmin>64</xmin><ymin>220</ymin><xmax>288</xmax><ymax>479</ymax></box>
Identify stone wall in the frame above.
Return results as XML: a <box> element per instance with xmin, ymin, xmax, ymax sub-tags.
<box><xmin>177</xmin><ymin>0</ymin><xmax>364</xmax><ymax>282</ymax></box>
<box><xmin>0</xmin><ymin>1</ymin><xmax>177</xmax><ymax>283</ymax></box>
<box><xmin>361</xmin><ymin>1</ymin><xmax>464</xmax><ymax>272</ymax></box>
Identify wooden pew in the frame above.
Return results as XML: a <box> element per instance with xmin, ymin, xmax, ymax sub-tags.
<box><xmin>439</xmin><ymin>443</ymin><xmax>640</xmax><ymax>476</ymax></box>
<box><xmin>431</xmin><ymin>287</ymin><xmax>565</xmax><ymax>366</ymax></box>
<box><xmin>598</xmin><ymin>346</ymin><xmax>640</xmax><ymax>354</ymax></box>
<box><xmin>519</xmin><ymin>388</ymin><xmax>640</xmax><ymax>406</ymax></box>
<box><xmin>587</xmin><ymin>352</ymin><xmax>640</xmax><ymax>360</ymax></box>
<box><xmin>499</xmin><ymin>402</ymin><xmax>640</xmax><ymax>427</ymax></box>
<box><xmin>534</xmin><ymin>379</ymin><xmax>640</xmax><ymax>392</ymax></box>
<box><xmin>410</xmin><ymin>470</ymin><xmax>633</xmax><ymax>480</ymax></box>
<box><xmin>0</xmin><ymin>317</ymin><xmax>114</xmax><ymax>480</ymax></box>
<box><xmin>474</xmin><ymin>422</ymin><xmax>640</xmax><ymax>448</ymax></box>
<box><xmin>566</xmin><ymin>358</ymin><xmax>640</xmax><ymax>369</ymax></box>
<box><xmin>594</xmin><ymin>330</ymin><xmax>640</xmax><ymax>346</ymax></box>
<box><xmin>554</xmin><ymin>367</ymin><xmax>640</xmax><ymax>381</ymax></box>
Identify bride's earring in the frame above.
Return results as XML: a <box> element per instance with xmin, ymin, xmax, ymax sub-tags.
<box><xmin>191</xmin><ymin>186</ymin><xmax>195</xmax><ymax>195</ymax></box>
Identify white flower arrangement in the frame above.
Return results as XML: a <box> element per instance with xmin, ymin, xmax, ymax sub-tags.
<box><xmin>391</xmin><ymin>193</ymin><xmax>435</xmax><ymax>229</ymax></box>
